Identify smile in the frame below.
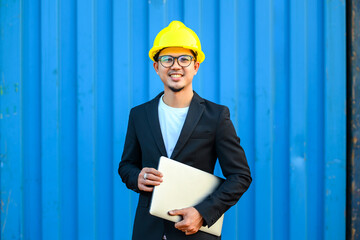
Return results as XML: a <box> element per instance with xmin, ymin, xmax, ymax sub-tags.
<box><xmin>170</xmin><ymin>74</ymin><xmax>182</xmax><ymax>78</ymax></box>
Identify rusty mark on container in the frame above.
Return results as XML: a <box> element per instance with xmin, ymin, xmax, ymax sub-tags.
<box><xmin>351</xmin><ymin>50</ymin><xmax>356</xmax><ymax>61</ymax></box>
<box><xmin>352</xmin><ymin>181</ymin><xmax>356</xmax><ymax>192</ymax></box>
<box><xmin>352</xmin><ymin>227</ymin><xmax>356</xmax><ymax>238</ymax></box>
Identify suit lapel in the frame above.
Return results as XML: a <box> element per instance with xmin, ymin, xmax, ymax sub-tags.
<box><xmin>170</xmin><ymin>92</ymin><xmax>205</xmax><ymax>159</ymax></box>
<box><xmin>146</xmin><ymin>93</ymin><xmax>168</xmax><ymax>157</ymax></box>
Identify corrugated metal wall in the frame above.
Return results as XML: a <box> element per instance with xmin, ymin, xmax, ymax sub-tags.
<box><xmin>0</xmin><ymin>0</ymin><xmax>346</xmax><ymax>239</ymax></box>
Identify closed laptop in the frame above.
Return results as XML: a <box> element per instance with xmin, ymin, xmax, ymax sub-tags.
<box><xmin>149</xmin><ymin>156</ymin><xmax>225</xmax><ymax>237</ymax></box>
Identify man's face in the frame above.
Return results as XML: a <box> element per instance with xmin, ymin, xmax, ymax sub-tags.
<box><xmin>153</xmin><ymin>47</ymin><xmax>200</xmax><ymax>93</ymax></box>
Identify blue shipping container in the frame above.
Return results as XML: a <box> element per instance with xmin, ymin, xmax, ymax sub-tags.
<box><xmin>0</xmin><ymin>0</ymin><xmax>345</xmax><ymax>239</ymax></box>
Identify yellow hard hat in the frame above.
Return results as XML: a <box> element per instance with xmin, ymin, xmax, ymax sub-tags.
<box><xmin>149</xmin><ymin>21</ymin><xmax>205</xmax><ymax>63</ymax></box>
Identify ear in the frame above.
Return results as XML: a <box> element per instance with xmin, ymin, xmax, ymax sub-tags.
<box><xmin>153</xmin><ymin>62</ymin><xmax>159</xmax><ymax>74</ymax></box>
<box><xmin>193</xmin><ymin>62</ymin><xmax>200</xmax><ymax>75</ymax></box>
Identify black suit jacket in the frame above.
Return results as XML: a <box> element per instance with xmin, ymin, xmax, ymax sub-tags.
<box><xmin>118</xmin><ymin>92</ymin><xmax>252</xmax><ymax>240</ymax></box>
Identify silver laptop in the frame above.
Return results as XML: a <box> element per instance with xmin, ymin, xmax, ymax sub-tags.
<box><xmin>149</xmin><ymin>156</ymin><xmax>225</xmax><ymax>237</ymax></box>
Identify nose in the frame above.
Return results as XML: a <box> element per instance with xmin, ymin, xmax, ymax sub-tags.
<box><xmin>171</xmin><ymin>58</ymin><xmax>182</xmax><ymax>69</ymax></box>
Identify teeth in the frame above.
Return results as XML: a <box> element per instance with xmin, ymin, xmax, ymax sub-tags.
<box><xmin>171</xmin><ymin>74</ymin><xmax>182</xmax><ymax>78</ymax></box>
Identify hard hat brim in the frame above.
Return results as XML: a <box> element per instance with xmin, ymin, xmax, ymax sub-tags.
<box><xmin>149</xmin><ymin>46</ymin><xmax>205</xmax><ymax>63</ymax></box>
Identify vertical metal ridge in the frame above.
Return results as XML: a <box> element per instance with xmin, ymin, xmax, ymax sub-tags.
<box><xmin>59</xmin><ymin>0</ymin><xmax>78</xmax><ymax>238</ymax></box>
<box><xmin>76</xmin><ymin>0</ymin><xmax>97</xmax><ymax>238</ymax></box>
<box><xmin>92</xmin><ymin>0</ymin><xmax>98</xmax><ymax>238</ymax></box>
<box><xmin>250</xmin><ymin>2</ymin><xmax>256</xmax><ymax>239</ymax></box>
<box><xmin>234</xmin><ymin>0</ymin><xmax>239</xmax><ymax>129</ymax></box>
<box><xmin>305</xmin><ymin>0</ymin><xmax>324</xmax><ymax>238</ymax></box>
<box><xmin>319</xmin><ymin>1</ymin><xmax>326</xmax><ymax>239</ymax></box>
<box><xmin>215</xmin><ymin>0</ymin><xmax>220</xmax><ymax>103</ymax></box>
<box><xmin>323</xmin><ymin>0</ymin><xmax>346</xmax><ymax>239</ymax></box>
<box><xmin>269</xmin><ymin>1</ymin><xmax>275</xmax><ymax>238</ymax></box>
<box><xmin>40</xmin><ymin>0</ymin><xmax>61</xmax><ymax>238</ymax></box>
<box><xmin>181</xmin><ymin>0</ymin><xmax>185</xmax><ymax>22</ymax></box>
<box><xmin>57</xmin><ymin>0</ymin><xmax>62</xmax><ymax>238</ymax></box>
<box><xmin>129</xmin><ymin>0</ymin><xmax>133</xmax><ymax>110</ymax></box>
<box><xmin>304</xmin><ymin>0</ymin><xmax>309</xmax><ymax>238</ymax></box>
<box><xmin>109</xmin><ymin>1</ymin><xmax>114</xmax><ymax>238</ymax></box>
<box><xmin>39</xmin><ymin>1</ymin><xmax>43</xmax><ymax>239</ymax></box>
<box><xmin>233</xmin><ymin>3</ymin><xmax>239</xmax><ymax>233</ymax></box>
<box><xmin>284</xmin><ymin>0</ymin><xmax>291</xmax><ymax>239</ymax></box>
<box><xmin>74</xmin><ymin>0</ymin><xmax>79</xmax><ymax>237</ymax></box>
<box><xmin>319</xmin><ymin>0</ymin><xmax>325</xmax><ymax>238</ymax></box>
<box><xmin>145</xmin><ymin>0</ymin><xmax>150</xmax><ymax>101</ymax></box>
<box><xmin>254</xmin><ymin>0</ymin><xmax>274</xmax><ymax>238</ymax></box>
<box><xmin>272</xmin><ymin>0</ymin><xmax>290</xmax><ymax>238</ymax></box>
<box><xmin>19</xmin><ymin>0</ymin><xmax>25</xmax><ymax>238</ymax></box>
<box><xmin>94</xmin><ymin>0</ymin><xmax>114</xmax><ymax>238</ymax></box>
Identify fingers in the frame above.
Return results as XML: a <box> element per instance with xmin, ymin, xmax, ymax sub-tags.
<box><xmin>144</xmin><ymin>169</ymin><xmax>163</xmax><ymax>182</ymax></box>
<box><xmin>138</xmin><ymin>167</ymin><xmax>163</xmax><ymax>192</ymax></box>
<box><xmin>175</xmin><ymin>218</ymin><xmax>198</xmax><ymax>235</ymax></box>
<box><xmin>168</xmin><ymin>209</ymin><xmax>183</xmax><ymax>216</ymax></box>
<box><xmin>169</xmin><ymin>209</ymin><xmax>186</xmax><ymax>230</ymax></box>
<box><xmin>144</xmin><ymin>167</ymin><xmax>163</xmax><ymax>177</ymax></box>
<box><xmin>169</xmin><ymin>207</ymin><xmax>203</xmax><ymax>235</ymax></box>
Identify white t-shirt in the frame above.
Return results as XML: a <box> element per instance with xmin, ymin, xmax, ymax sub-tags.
<box><xmin>158</xmin><ymin>95</ymin><xmax>189</xmax><ymax>157</ymax></box>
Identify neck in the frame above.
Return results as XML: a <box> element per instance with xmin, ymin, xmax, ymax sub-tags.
<box><xmin>162</xmin><ymin>88</ymin><xmax>194</xmax><ymax>108</ymax></box>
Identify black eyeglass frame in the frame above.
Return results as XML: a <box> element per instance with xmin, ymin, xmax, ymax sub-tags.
<box><xmin>158</xmin><ymin>55</ymin><xmax>195</xmax><ymax>68</ymax></box>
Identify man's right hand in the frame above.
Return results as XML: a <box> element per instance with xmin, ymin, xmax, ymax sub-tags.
<box><xmin>138</xmin><ymin>167</ymin><xmax>163</xmax><ymax>192</ymax></box>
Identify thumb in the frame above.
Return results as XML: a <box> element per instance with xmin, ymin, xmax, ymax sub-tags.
<box><xmin>168</xmin><ymin>209</ymin><xmax>184</xmax><ymax>216</ymax></box>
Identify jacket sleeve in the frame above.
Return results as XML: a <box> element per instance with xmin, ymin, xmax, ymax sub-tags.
<box><xmin>194</xmin><ymin>107</ymin><xmax>252</xmax><ymax>227</ymax></box>
<box><xmin>118</xmin><ymin>109</ymin><xmax>142</xmax><ymax>193</ymax></box>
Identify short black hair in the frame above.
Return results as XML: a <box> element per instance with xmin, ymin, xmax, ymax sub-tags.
<box><xmin>153</xmin><ymin>49</ymin><xmax>197</xmax><ymax>62</ymax></box>
<box><xmin>153</xmin><ymin>50</ymin><xmax>162</xmax><ymax>62</ymax></box>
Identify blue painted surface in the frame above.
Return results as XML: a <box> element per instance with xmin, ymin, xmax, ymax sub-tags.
<box><xmin>0</xmin><ymin>0</ymin><xmax>346</xmax><ymax>239</ymax></box>
<box><xmin>289</xmin><ymin>0</ymin><xmax>307</xmax><ymax>239</ymax></box>
<box><xmin>22</xmin><ymin>0</ymin><xmax>42</xmax><ymax>238</ymax></box>
<box><xmin>323</xmin><ymin>0</ymin><xmax>346</xmax><ymax>239</ymax></box>
<box><xmin>254</xmin><ymin>0</ymin><xmax>273</xmax><ymax>239</ymax></box>
<box><xmin>0</xmin><ymin>1</ymin><xmax>23</xmax><ymax>240</ymax></box>
<box><xmin>59</xmin><ymin>0</ymin><xmax>77</xmax><ymax>239</ymax></box>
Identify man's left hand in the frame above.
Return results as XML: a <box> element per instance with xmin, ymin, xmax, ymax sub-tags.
<box><xmin>168</xmin><ymin>207</ymin><xmax>203</xmax><ymax>235</ymax></box>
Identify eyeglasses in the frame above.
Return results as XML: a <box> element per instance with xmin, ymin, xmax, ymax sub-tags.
<box><xmin>158</xmin><ymin>55</ymin><xmax>195</xmax><ymax>68</ymax></box>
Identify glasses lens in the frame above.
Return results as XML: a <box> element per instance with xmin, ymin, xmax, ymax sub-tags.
<box><xmin>178</xmin><ymin>56</ymin><xmax>192</xmax><ymax>67</ymax></box>
<box><xmin>159</xmin><ymin>56</ymin><xmax>174</xmax><ymax>67</ymax></box>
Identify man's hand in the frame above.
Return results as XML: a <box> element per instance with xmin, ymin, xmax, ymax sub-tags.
<box><xmin>138</xmin><ymin>167</ymin><xmax>163</xmax><ymax>192</ymax></box>
<box><xmin>168</xmin><ymin>207</ymin><xmax>204</xmax><ymax>235</ymax></box>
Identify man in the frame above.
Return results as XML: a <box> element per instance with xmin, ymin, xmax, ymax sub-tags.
<box><xmin>118</xmin><ymin>21</ymin><xmax>251</xmax><ymax>240</ymax></box>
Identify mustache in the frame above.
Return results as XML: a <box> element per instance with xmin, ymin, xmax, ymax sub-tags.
<box><xmin>168</xmin><ymin>71</ymin><xmax>184</xmax><ymax>75</ymax></box>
